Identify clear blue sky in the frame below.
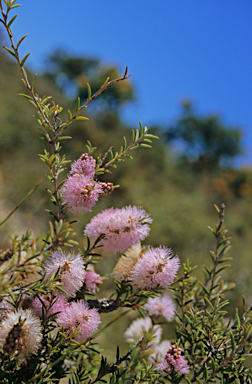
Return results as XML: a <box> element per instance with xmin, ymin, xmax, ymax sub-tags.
<box><xmin>6</xmin><ymin>0</ymin><xmax>252</xmax><ymax>166</ymax></box>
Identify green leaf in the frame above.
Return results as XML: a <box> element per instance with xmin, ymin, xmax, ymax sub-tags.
<box><xmin>216</xmin><ymin>265</ymin><xmax>231</xmax><ymax>274</ymax></box>
<box><xmin>184</xmin><ymin>314</ymin><xmax>192</xmax><ymax>325</ymax></box>
<box><xmin>123</xmin><ymin>136</ymin><xmax>127</xmax><ymax>150</ymax></box>
<box><xmin>216</xmin><ymin>300</ymin><xmax>229</xmax><ymax>310</ymax></box>
<box><xmin>218</xmin><ymin>237</ymin><xmax>231</xmax><ymax>248</ymax></box>
<box><xmin>139</xmin><ymin>120</ymin><xmax>143</xmax><ymax>136</ymax></box>
<box><xmin>87</xmin><ymin>82</ymin><xmax>92</xmax><ymax>99</ymax></box>
<box><xmin>19</xmin><ymin>93</ymin><xmax>33</xmax><ymax>100</ymax></box>
<box><xmin>204</xmin><ymin>297</ymin><xmax>214</xmax><ymax>310</ymax></box>
<box><xmin>31</xmin><ymin>73</ymin><xmax>37</xmax><ymax>91</ymax></box>
<box><xmin>67</xmin><ymin>240</ymin><xmax>79</xmax><ymax>245</ymax></box>
<box><xmin>235</xmin><ymin>309</ymin><xmax>241</xmax><ymax>328</ymax></box>
<box><xmin>214</xmin><ymin>204</ymin><xmax>220</xmax><ymax>214</ymax></box>
<box><xmin>144</xmin><ymin>133</ymin><xmax>159</xmax><ymax>139</ymax></box>
<box><xmin>58</xmin><ymin>136</ymin><xmax>72</xmax><ymax>140</ymax></box>
<box><xmin>9</xmin><ymin>4</ymin><xmax>21</xmax><ymax>9</ymax></box>
<box><xmin>76</xmin><ymin>96</ymin><xmax>80</xmax><ymax>112</ymax></box>
<box><xmin>3</xmin><ymin>46</ymin><xmax>16</xmax><ymax>57</ymax></box>
<box><xmin>68</xmin><ymin>110</ymin><xmax>72</xmax><ymax>120</ymax></box>
<box><xmin>7</xmin><ymin>14</ymin><xmax>17</xmax><ymax>27</ymax></box>
<box><xmin>131</xmin><ymin>129</ymin><xmax>135</xmax><ymax>143</ymax></box>
<box><xmin>140</xmin><ymin>143</ymin><xmax>152</xmax><ymax>148</ymax></box>
<box><xmin>20</xmin><ymin>52</ymin><xmax>30</xmax><ymax>67</ymax></box>
<box><xmin>75</xmin><ymin>116</ymin><xmax>89</xmax><ymax>120</ymax></box>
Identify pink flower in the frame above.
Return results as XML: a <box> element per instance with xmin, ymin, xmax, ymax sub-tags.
<box><xmin>84</xmin><ymin>206</ymin><xmax>152</xmax><ymax>253</ymax></box>
<box><xmin>45</xmin><ymin>251</ymin><xmax>85</xmax><ymax>298</ymax></box>
<box><xmin>150</xmin><ymin>340</ymin><xmax>171</xmax><ymax>363</ymax></box>
<box><xmin>145</xmin><ymin>294</ymin><xmax>175</xmax><ymax>321</ymax></box>
<box><xmin>61</xmin><ymin>174</ymin><xmax>103</xmax><ymax>213</ymax></box>
<box><xmin>130</xmin><ymin>246</ymin><xmax>179</xmax><ymax>290</ymax></box>
<box><xmin>56</xmin><ymin>301</ymin><xmax>101</xmax><ymax>342</ymax></box>
<box><xmin>32</xmin><ymin>295</ymin><xmax>68</xmax><ymax>318</ymax></box>
<box><xmin>70</xmin><ymin>153</ymin><xmax>96</xmax><ymax>179</ymax></box>
<box><xmin>84</xmin><ymin>265</ymin><xmax>103</xmax><ymax>293</ymax></box>
<box><xmin>157</xmin><ymin>345</ymin><xmax>190</xmax><ymax>375</ymax></box>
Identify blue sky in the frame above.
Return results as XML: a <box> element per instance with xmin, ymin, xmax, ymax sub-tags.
<box><xmin>6</xmin><ymin>0</ymin><xmax>252</xmax><ymax>166</ymax></box>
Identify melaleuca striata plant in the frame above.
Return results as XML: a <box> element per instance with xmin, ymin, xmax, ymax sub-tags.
<box><xmin>0</xmin><ymin>1</ymin><xmax>252</xmax><ymax>383</ymax></box>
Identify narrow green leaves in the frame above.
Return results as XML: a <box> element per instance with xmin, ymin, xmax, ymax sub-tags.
<box><xmin>20</xmin><ymin>52</ymin><xmax>30</xmax><ymax>67</ymax></box>
<box><xmin>7</xmin><ymin>13</ymin><xmax>17</xmax><ymax>27</ymax></box>
<box><xmin>87</xmin><ymin>82</ymin><xmax>92</xmax><ymax>99</ymax></box>
<box><xmin>3</xmin><ymin>45</ymin><xmax>16</xmax><ymax>57</ymax></box>
<box><xmin>16</xmin><ymin>34</ymin><xmax>27</xmax><ymax>48</ymax></box>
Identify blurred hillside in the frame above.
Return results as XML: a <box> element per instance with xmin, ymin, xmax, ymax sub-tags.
<box><xmin>1</xmin><ymin>46</ymin><xmax>252</xmax><ymax>311</ymax></box>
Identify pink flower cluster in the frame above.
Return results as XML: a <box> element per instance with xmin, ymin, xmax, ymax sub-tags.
<box><xmin>130</xmin><ymin>246</ymin><xmax>179</xmax><ymax>290</ymax></box>
<box><xmin>56</xmin><ymin>301</ymin><xmax>101</xmax><ymax>342</ymax></box>
<box><xmin>33</xmin><ymin>297</ymin><xmax>100</xmax><ymax>342</ymax></box>
<box><xmin>157</xmin><ymin>345</ymin><xmax>190</xmax><ymax>375</ymax></box>
<box><xmin>61</xmin><ymin>153</ymin><xmax>114</xmax><ymax>213</ymax></box>
<box><xmin>145</xmin><ymin>294</ymin><xmax>175</xmax><ymax>322</ymax></box>
<box><xmin>44</xmin><ymin>251</ymin><xmax>86</xmax><ymax>298</ymax></box>
<box><xmin>32</xmin><ymin>295</ymin><xmax>68</xmax><ymax>318</ymax></box>
<box><xmin>84</xmin><ymin>206</ymin><xmax>152</xmax><ymax>253</ymax></box>
<box><xmin>31</xmin><ymin>250</ymin><xmax>101</xmax><ymax>342</ymax></box>
<box><xmin>85</xmin><ymin>265</ymin><xmax>103</xmax><ymax>293</ymax></box>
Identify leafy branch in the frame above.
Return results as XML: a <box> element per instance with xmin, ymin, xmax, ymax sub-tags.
<box><xmin>98</xmin><ymin>122</ymin><xmax>158</xmax><ymax>171</ymax></box>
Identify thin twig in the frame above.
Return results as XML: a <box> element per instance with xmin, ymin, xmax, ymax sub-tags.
<box><xmin>83</xmin><ymin>67</ymin><xmax>131</xmax><ymax>110</ymax></box>
<box><xmin>98</xmin><ymin>146</ymin><xmax>114</xmax><ymax>168</ymax></box>
<box><xmin>0</xmin><ymin>177</ymin><xmax>44</xmax><ymax>227</ymax></box>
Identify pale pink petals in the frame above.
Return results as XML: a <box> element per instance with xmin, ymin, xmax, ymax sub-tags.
<box><xmin>45</xmin><ymin>251</ymin><xmax>85</xmax><ymax>298</ymax></box>
<box><xmin>61</xmin><ymin>174</ymin><xmax>103</xmax><ymax>213</ymax></box>
<box><xmin>145</xmin><ymin>294</ymin><xmax>175</xmax><ymax>321</ymax></box>
<box><xmin>70</xmin><ymin>153</ymin><xmax>96</xmax><ymax>178</ymax></box>
<box><xmin>84</xmin><ymin>265</ymin><xmax>103</xmax><ymax>293</ymax></box>
<box><xmin>130</xmin><ymin>246</ymin><xmax>180</xmax><ymax>290</ymax></box>
<box><xmin>56</xmin><ymin>301</ymin><xmax>101</xmax><ymax>342</ymax></box>
<box><xmin>61</xmin><ymin>153</ymin><xmax>114</xmax><ymax>213</ymax></box>
<box><xmin>157</xmin><ymin>345</ymin><xmax>190</xmax><ymax>375</ymax></box>
<box><xmin>84</xmin><ymin>206</ymin><xmax>152</xmax><ymax>253</ymax></box>
<box><xmin>32</xmin><ymin>295</ymin><xmax>68</xmax><ymax>318</ymax></box>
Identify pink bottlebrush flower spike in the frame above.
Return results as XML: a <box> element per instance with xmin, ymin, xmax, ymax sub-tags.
<box><xmin>84</xmin><ymin>265</ymin><xmax>103</xmax><ymax>293</ymax></box>
<box><xmin>70</xmin><ymin>153</ymin><xmax>96</xmax><ymax>178</ymax></box>
<box><xmin>32</xmin><ymin>295</ymin><xmax>68</xmax><ymax>318</ymax></box>
<box><xmin>157</xmin><ymin>345</ymin><xmax>190</xmax><ymax>375</ymax></box>
<box><xmin>61</xmin><ymin>174</ymin><xmax>103</xmax><ymax>213</ymax></box>
<box><xmin>56</xmin><ymin>301</ymin><xmax>101</xmax><ymax>342</ymax></box>
<box><xmin>84</xmin><ymin>206</ymin><xmax>152</xmax><ymax>253</ymax></box>
<box><xmin>45</xmin><ymin>251</ymin><xmax>85</xmax><ymax>298</ymax></box>
<box><xmin>130</xmin><ymin>246</ymin><xmax>180</xmax><ymax>290</ymax></box>
<box><xmin>145</xmin><ymin>294</ymin><xmax>176</xmax><ymax>322</ymax></box>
